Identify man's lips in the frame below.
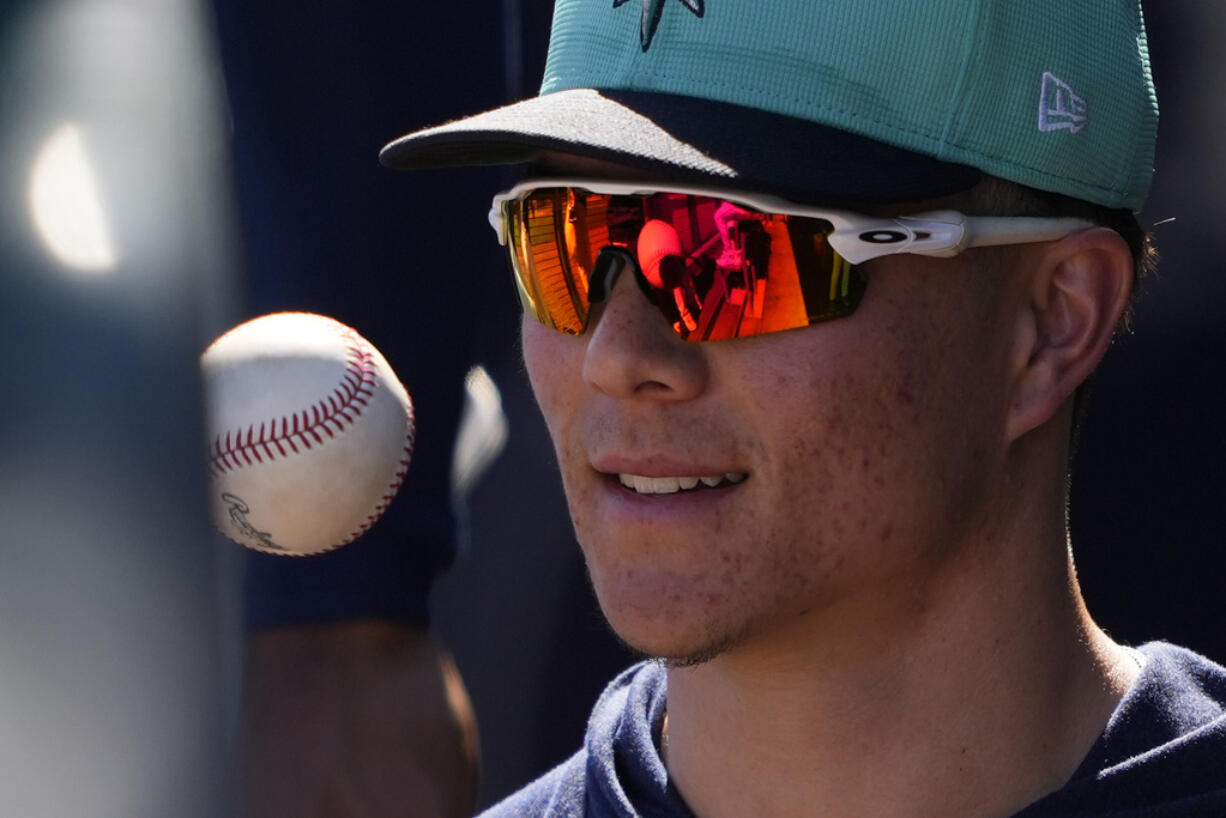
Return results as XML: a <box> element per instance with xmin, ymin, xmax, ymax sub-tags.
<box><xmin>616</xmin><ymin>472</ymin><xmax>748</xmax><ymax>495</ymax></box>
<box><xmin>591</xmin><ymin>455</ymin><xmax>749</xmax><ymax>495</ymax></box>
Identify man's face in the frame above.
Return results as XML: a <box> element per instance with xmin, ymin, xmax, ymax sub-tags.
<box><xmin>521</xmin><ymin>182</ymin><xmax>1023</xmax><ymax>663</ymax></box>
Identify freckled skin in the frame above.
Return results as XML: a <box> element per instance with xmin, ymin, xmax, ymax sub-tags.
<box><xmin>523</xmin><ymin>241</ymin><xmax>1019</xmax><ymax>663</ymax></box>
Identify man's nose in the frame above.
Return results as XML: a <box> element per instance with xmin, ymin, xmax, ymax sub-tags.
<box><xmin>580</xmin><ymin>249</ymin><xmax>708</xmax><ymax>401</ymax></box>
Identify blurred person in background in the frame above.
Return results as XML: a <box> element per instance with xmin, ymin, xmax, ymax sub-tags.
<box><xmin>210</xmin><ymin>1</ymin><xmax>490</xmax><ymax>814</ymax></box>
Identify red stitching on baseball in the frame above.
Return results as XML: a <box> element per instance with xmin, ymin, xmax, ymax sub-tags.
<box><xmin>208</xmin><ymin>325</ymin><xmax>381</xmax><ymax>477</ymax></box>
<box><xmin>339</xmin><ymin>402</ymin><xmax>415</xmax><ymax>547</ymax></box>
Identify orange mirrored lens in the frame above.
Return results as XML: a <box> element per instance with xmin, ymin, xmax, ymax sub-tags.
<box><xmin>506</xmin><ymin>188</ymin><xmax>867</xmax><ymax>341</ymax></box>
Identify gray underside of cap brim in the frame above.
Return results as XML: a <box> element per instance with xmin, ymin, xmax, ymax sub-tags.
<box><xmin>380</xmin><ymin>89</ymin><xmax>737</xmax><ymax>174</ymax></box>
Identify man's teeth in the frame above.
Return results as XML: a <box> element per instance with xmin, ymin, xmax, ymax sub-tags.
<box><xmin>618</xmin><ymin>472</ymin><xmax>747</xmax><ymax>494</ymax></box>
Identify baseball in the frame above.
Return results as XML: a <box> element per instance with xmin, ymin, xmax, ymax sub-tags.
<box><xmin>201</xmin><ymin>312</ymin><xmax>414</xmax><ymax>555</ymax></box>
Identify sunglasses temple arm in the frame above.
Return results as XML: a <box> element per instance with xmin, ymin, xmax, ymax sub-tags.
<box><xmin>959</xmin><ymin>216</ymin><xmax>1096</xmax><ymax>251</ymax></box>
<box><xmin>834</xmin><ymin>213</ymin><xmax>970</xmax><ymax>263</ymax></box>
<box><xmin>874</xmin><ymin>213</ymin><xmax>1095</xmax><ymax>260</ymax></box>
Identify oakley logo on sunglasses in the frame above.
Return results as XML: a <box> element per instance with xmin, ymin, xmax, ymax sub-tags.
<box><xmin>858</xmin><ymin>230</ymin><xmax>911</xmax><ymax>244</ymax></box>
<box><xmin>614</xmin><ymin>0</ymin><xmax>705</xmax><ymax>51</ymax></box>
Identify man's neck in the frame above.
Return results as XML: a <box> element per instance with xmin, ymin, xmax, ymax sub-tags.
<box><xmin>661</xmin><ymin>515</ymin><xmax>1139</xmax><ymax>818</ymax></box>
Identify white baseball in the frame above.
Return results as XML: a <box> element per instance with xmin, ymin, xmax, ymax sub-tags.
<box><xmin>201</xmin><ymin>312</ymin><xmax>414</xmax><ymax>555</ymax></box>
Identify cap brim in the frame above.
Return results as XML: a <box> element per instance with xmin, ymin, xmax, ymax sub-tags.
<box><xmin>379</xmin><ymin>88</ymin><xmax>981</xmax><ymax>205</ymax></box>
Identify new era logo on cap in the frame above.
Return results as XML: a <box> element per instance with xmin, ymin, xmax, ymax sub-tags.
<box><xmin>1038</xmin><ymin>72</ymin><xmax>1087</xmax><ymax>134</ymax></box>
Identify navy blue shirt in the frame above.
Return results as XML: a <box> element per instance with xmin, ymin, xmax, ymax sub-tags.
<box><xmin>482</xmin><ymin>643</ymin><xmax>1226</xmax><ymax>817</ymax></box>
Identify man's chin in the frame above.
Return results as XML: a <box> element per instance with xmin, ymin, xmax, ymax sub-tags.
<box><xmin>608</xmin><ymin>616</ymin><xmax>752</xmax><ymax>669</ymax></box>
<box><xmin>657</xmin><ymin>648</ymin><xmax>726</xmax><ymax>670</ymax></box>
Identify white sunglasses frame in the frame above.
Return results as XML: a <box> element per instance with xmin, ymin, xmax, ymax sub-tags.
<box><xmin>489</xmin><ymin>178</ymin><xmax>1094</xmax><ymax>266</ymax></box>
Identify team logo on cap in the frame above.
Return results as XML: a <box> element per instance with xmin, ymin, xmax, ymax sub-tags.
<box><xmin>614</xmin><ymin>0</ymin><xmax>705</xmax><ymax>51</ymax></box>
<box><xmin>1038</xmin><ymin>72</ymin><xmax>1087</xmax><ymax>134</ymax></box>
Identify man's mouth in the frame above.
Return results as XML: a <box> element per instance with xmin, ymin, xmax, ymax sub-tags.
<box><xmin>617</xmin><ymin>472</ymin><xmax>748</xmax><ymax>495</ymax></box>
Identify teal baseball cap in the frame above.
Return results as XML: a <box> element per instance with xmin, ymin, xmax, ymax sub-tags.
<box><xmin>381</xmin><ymin>0</ymin><xmax>1158</xmax><ymax>211</ymax></box>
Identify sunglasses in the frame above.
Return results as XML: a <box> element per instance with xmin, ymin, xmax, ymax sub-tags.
<box><xmin>489</xmin><ymin>179</ymin><xmax>1093</xmax><ymax>342</ymax></box>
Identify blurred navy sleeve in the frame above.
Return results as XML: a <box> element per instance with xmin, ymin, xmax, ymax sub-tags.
<box><xmin>243</xmin><ymin>498</ymin><xmax>458</xmax><ymax>628</ymax></box>
<box><xmin>210</xmin><ymin>0</ymin><xmax>507</xmax><ymax>628</ymax></box>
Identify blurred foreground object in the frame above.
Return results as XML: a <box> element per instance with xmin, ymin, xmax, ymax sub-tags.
<box><xmin>0</xmin><ymin>0</ymin><xmax>242</xmax><ymax>815</ymax></box>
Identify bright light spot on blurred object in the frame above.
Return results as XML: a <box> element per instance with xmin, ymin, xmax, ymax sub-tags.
<box><xmin>28</xmin><ymin>123</ymin><xmax>117</xmax><ymax>274</ymax></box>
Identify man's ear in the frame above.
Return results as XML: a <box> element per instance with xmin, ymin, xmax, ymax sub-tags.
<box><xmin>1005</xmin><ymin>227</ymin><xmax>1132</xmax><ymax>442</ymax></box>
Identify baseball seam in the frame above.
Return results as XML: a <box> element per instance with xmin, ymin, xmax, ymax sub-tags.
<box><xmin>209</xmin><ymin>326</ymin><xmax>378</xmax><ymax>477</ymax></box>
<box><xmin>344</xmin><ymin>405</ymin><xmax>414</xmax><ymax>549</ymax></box>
